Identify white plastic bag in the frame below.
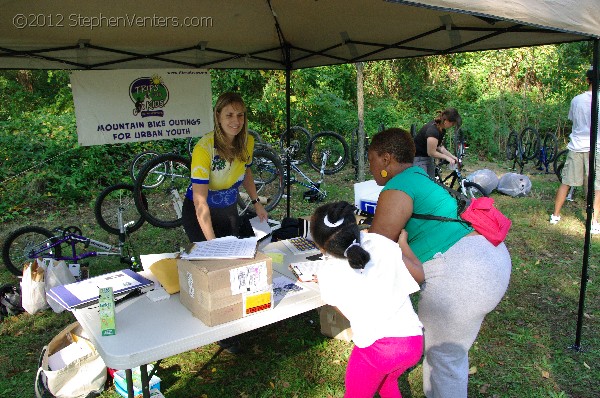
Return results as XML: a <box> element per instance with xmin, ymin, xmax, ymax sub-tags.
<box><xmin>21</xmin><ymin>259</ymin><xmax>49</xmax><ymax>314</ymax></box>
<box><xmin>44</xmin><ymin>259</ymin><xmax>76</xmax><ymax>313</ymax></box>
<box><xmin>498</xmin><ymin>172</ymin><xmax>532</xmax><ymax>197</ymax></box>
<box><xmin>467</xmin><ymin>169</ymin><xmax>499</xmax><ymax>196</ymax></box>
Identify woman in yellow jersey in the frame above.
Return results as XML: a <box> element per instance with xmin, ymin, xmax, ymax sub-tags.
<box><xmin>182</xmin><ymin>92</ymin><xmax>268</xmax><ymax>242</ymax></box>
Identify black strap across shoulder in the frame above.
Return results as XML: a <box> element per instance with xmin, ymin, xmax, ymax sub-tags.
<box><xmin>410</xmin><ymin>170</ymin><xmax>471</xmax><ymax>226</ymax></box>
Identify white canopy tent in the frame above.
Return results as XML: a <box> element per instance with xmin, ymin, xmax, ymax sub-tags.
<box><xmin>0</xmin><ymin>0</ymin><xmax>598</xmax><ymax>70</ymax></box>
<box><xmin>1</xmin><ymin>0</ymin><xmax>599</xmax><ymax>348</ymax></box>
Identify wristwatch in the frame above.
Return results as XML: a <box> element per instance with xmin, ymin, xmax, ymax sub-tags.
<box><xmin>250</xmin><ymin>197</ymin><xmax>260</xmax><ymax>204</ymax></box>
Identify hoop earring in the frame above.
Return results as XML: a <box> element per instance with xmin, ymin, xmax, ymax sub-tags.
<box><xmin>380</xmin><ymin>169</ymin><xmax>388</xmax><ymax>178</ymax></box>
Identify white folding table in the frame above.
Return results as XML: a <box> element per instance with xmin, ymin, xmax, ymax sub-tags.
<box><xmin>72</xmin><ymin>241</ymin><xmax>325</xmax><ymax>398</ymax></box>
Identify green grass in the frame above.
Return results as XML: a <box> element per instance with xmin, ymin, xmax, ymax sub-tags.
<box><xmin>1</xmin><ymin>159</ymin><xmax>599</xmax><ymax>398</ymax></box>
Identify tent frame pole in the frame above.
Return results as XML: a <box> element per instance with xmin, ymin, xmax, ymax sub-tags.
<box><xmin>572</xmin><ymin>38</ymin><xmax>599</xmax><ymax>351</ymax></box>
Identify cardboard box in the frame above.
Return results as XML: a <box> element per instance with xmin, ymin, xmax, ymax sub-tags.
<box><xmin>354</xmin><ymin>180</ymin><xmax>383</xmax><ymax>215</ymax></box>
<box><xmin>318</xmin><ymin>305</ymin><xmax>353</xmax><ymax>342</ymax></box>
<box><xmin>178</xmin><ymin>252</ymin><xmax>273</xmax><ymax>326</ymax></box>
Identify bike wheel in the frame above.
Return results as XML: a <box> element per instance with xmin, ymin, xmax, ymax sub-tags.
<box><xmin>238</xmin><ymin>149</ymin><xmax>284</xmax><ymax>215</ymax></box>
<box><xmin>520</xmin><ymin>127</ymin><xmax>541</xmax><ymax>161</ymax></box>
<box><xmin>542</xmin><ymin>132</ymin><xmax>558</xmax><ymax>164</ymax></box>
<box><xmin>2</xmin><ymin>226</ymin><xmax>61</xmax><ymax>276</ymax></box>
<box><xmin>307</xmin><ymin>131</ymin><xmax>349</xmax><ymax>175</ymax></box>
<box><xmin>94</xmin><ymin>183</ymin><xmax>146</xmax><ymax>235</ymax></box>
<box><xmin>463</xmin><ymin>181</ymin><xmax>488</xmax><ymax>199</ymax></box>
<box><xmin>410</xmin><ymin>124</ymin><xmax>417</xmax><ymax>138</ymax></box>
<box><xmin>553</xmin><ymin>149</ymin><xmax>568</xmax><ymax>182</ymax></box>
<box><xmin>134</xmin><ymin>153</ymin><xmax>191</xmax><ymax>228</ymax></box>
<box><xmin>506</xmin><ymin>130</ymin><xmax>519</xmax><ymax>161</ymax></box>
<box><xmin>129</xmin><ymin>151</ymin><xmax>162</xmax><ymax>186</ymax></box>
<box><xmin>280</xmin><ymin>126</ymin><xmax>311</xmax><ymax>165</ymax></box>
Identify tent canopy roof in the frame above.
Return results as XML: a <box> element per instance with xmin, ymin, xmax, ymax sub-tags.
<box><xmin>1</xmin><ymin>0</ymin><xmax>598</xmax><ymax>70</ymax></box>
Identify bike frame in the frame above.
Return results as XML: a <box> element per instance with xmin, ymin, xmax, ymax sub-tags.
<box><xmin>435</xmin><ymin>159</ymin><xmax>474</xmax><ymax>197</ymax></box>
<box><xmin>27</xmin><ymin>229</ymin><xmax>126</xmax><ymax>264</ymax></box>
<box><xmin>284</xmin><ymin>145</ymin><xmax>327</xmax><ymax>199</ymax></box>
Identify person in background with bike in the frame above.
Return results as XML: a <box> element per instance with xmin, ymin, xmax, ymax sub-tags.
<box><xmin>550</xmin><ymin>67</ymin><xmax>600</xmax><ymax>234</ymax></box>
<box><xmin>182</xmin><ymin>92</ymin><xmax>268</xmax><ymax>243</ymax></box>
<box><xmin>367</xmin><ymin>128</ymin><xmax>512</xmax><ymax>398</ymax></box>
<box><xmin>310</xmin><ymin>200</ymin><xmax>423</xmax><ymax>398</ymax></box>
<box><xmin>413</xmin><ymin>108</ymin><xmax>461</xmax><ymax>177</ymax></box>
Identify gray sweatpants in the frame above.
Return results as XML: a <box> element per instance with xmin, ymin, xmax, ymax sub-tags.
<box><xmin>419</xmin><ymin>235</ymin><xmax>512</xmax><ymax>398</ymax></box>
<box><xmin>413</xmin><ymin>156</ymin><xmax>435</xmax><ymax>178</ymax></box>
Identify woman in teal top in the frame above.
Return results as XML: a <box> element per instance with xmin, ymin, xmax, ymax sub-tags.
<box><xmin>367</xmin><ymin>128</ymin><xmax>511</xmax><ymax>398</ymax></box>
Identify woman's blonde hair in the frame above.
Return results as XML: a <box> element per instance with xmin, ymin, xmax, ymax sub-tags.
<box><xmin>213</xmin><ymin>92</ymin><xmax>250</xmax><ymax>163</ymax></box>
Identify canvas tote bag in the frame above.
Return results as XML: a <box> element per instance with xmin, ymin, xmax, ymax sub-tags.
<box><xmin>35</xmin><ymin>321</ymin><xmax>107</xmax><ymax>398</ymax></box>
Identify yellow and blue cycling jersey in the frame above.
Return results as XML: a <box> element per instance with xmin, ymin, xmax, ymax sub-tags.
<box><xmin>185</xmin><ymin>132</ymin><xmax>254</xmax><ymax>208</ymax></box>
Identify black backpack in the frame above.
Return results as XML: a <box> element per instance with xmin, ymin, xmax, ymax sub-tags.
<box><xmin>0</xmin><ymin>284</ymin><xmax>25</xmax><ymax>321</ymax></box>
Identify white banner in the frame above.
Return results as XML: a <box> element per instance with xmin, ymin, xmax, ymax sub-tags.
<box><xmin>70</xmin><ymin>69</ymin><xmax>213</xmax><ymax>146</ymax></box>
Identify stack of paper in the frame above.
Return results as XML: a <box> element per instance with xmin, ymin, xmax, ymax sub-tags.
<box><xmin>180</xmin><ymin>236</ymin><xmax>259</xmax><ymax>260</ymax></box>
<box><xmin>46</xmin><ymin>269</ymin><xmax>154</xmax><ymax>311</ymax></box>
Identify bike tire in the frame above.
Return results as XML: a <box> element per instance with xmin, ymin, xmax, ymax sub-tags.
<box><xmin>129</xmin><ymin>150</ymin><xmax>161</xmax><ymax>186</ymax></box>
<box><xmin>553</xmin><ymin>149</ymin><xmax>568</xmax><ymax>182</ymax></box>
<box><xmin>410</xmin><ymin>124</ymin><xmax>417</xmax><ymax>138</ymax></box>
<box><xmin>520</xmin><ymin>127</ymin><xmax>541</xmax><ymax>161</ymax></box>
<box><xmin>463</xmin><ymin>181</ymin><xmax>488</xmax><ymax>199</ymax></box>
<box><xmin>506</xmin><ymin>130</ymin><xmax>519</xmax><ymax>161</ymax></box>
<box><xmin>134</xmin><ymin>153</ymin><xmax>191</xmax><ymax>228</ymax></box>
<box><xmin>237</xmin><ymin>149</ymin><xmax>284</xmax><ymax>215</ymax></box>
<box><xmin>454</xmin><ymin>127</ymin><xmax>466</xmax><ymax>158</ymax></box>
<box><xmin>280</xmin><ymin>126</ymin><xmax>311</xmax><ymax>165</ymax></box>
<box><xmin>307</xmin><ymin>131</ymin><xmax>349</xmax><ymax>175</ymax></box>
<box><xmin>94</xmin><ymin>183</ymin><xmax>147</xmax><ymax>235</ymax></box>
<box><xmin>2</xmin><ymin>226</ymin><xmax>61</xmax><ymax>276</ymax></box>
<box><xmin>542</xmin><ymin>132</ymin><xmax>558</xmax><ymax>164</ymax></box>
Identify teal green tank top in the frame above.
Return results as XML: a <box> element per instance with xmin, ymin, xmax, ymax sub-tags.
<box><xmin>382</xmin><ymin>166</ymin><xmax>473</xmax><ymax>262</ymax></box>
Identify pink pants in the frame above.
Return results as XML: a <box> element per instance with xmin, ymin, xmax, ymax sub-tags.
<box><xmin>344</xmin><ymin>335</ymin><xmax>423</xmax><ymax>398</ymax></box>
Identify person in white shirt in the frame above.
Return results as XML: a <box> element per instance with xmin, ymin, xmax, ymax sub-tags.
<box><xmin>310</xmin><ymin>201</ymin><xmax>423</xmax><ymax>398</ymax></box>
<box><xmin>550</xmin><ymin>68</ymin><xmax>600</xmax><ymax>234</ymax></box>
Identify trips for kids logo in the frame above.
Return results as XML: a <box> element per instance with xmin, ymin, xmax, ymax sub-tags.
<box><xmin>129</xmin><ymin>74</ymin><xmax>169</xmax><ymax>117</ymax></box>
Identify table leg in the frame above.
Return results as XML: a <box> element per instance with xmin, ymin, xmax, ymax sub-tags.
<box><xmin>140</xmin><ymin>363</ymin><xmax>150</xmax><ymax>398</ymax></box>
<box><xmin>125</xmin><ymin>368</ymin><xmax>134</xmax><ymax>398</ymax></box>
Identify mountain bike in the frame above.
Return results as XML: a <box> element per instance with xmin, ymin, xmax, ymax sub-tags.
<box><xmin>2</xmin><ymin>184</ymin><xmax>144</xmax><ymax>276</ymax></box>
<box><xmin>245</xmin><ymin>134</ymin><xmax>343</xmax><ymax>207</ymax></box>
<box><xmin>453</xmin><ymin>127</ymin><xmax>468</xmax><ymax>158</ymax></box>
<box><xmin>553</xmin><ymin>148</ymin><xmax>568</xmax><ymax>182</ymax></box>
<box><xmin>129</xmin><ymin>130</ymin><xmax>265</xmax><ymax>186</ymax></box>
<box><xmin>535</xmin><ymin>131</ymin><xmax>558</xmax><ymax>173</ymax></box>
<box><xmin>434</xmin><ymin>159</ymin><xmax>487</xmax><ymax>199</ymax></box>
<box><xmin>520</xmin><ymin>127</ymin><xmax>541</xmax><ymax>162</ymax></box>
<box><xmin>252</xmin><ymin>128</ymin><xmax>349</xmax><ymax>176</ymax></box>
<box><xmin>506</xmin><ymin>127</ymin><xmax>541</xmax><ymax>174</ymax></box>
<box><xmin>133</xmin><ymin>149</ymin><xmax>285</xmax><ymax>228</ymax></box>
<box><xmin>306</xmin><ymin>131</ymin><xmax>349</xmax><ymax>175</ymax></box>
<box><xmin>279</xmin><ymin>126</ymin><xmax>311</xmax><ymax>165</ymax></box>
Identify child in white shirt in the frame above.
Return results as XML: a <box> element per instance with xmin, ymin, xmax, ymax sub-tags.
<box><xmin>311</xmin><ymin>201</ymin><xmax>423</xmax><ymax>398</ymax></box>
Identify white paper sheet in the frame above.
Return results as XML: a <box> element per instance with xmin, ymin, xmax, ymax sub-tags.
<box><xmin>180</xmin><ymin>236</ymin><xmax>258</xmax><ymax>260</ymax></box>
